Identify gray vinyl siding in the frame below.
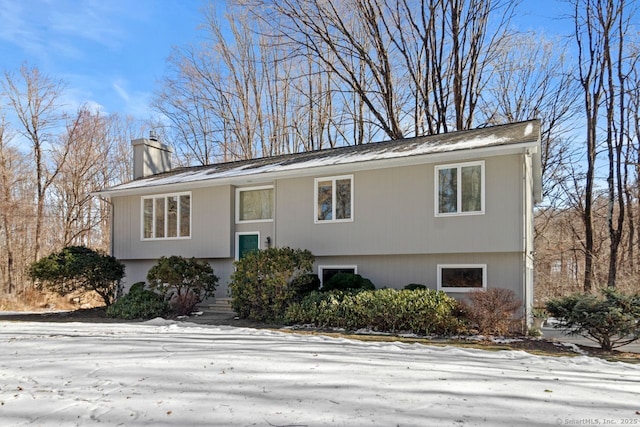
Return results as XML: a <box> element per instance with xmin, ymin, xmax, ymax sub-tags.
<box><xmin>120</xmin><ymin>258</ymin><xmax>235</xmax><ymax>298</ymax></box>
<box><xmin>314</xmin><ymin>252</ymin><xmax>525</xmax><ymax>302</ymax></box>
<box><xmin>112</xmin><ymin>186</ymin><xmax>233</xmax><ymax>260</ymax></box>
<box><xmin>276</xmin><ymin>154</ymin><xmax>525</xmax><ymax>256</ymax></box>
<box><xmin>111</xmin><ymin>153</ymin><xmax>530</xmax><ymax>300</ymax></box>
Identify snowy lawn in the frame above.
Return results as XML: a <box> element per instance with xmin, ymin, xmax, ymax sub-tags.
<box><xmin>0</xmin><ymin>319</ymin><xmax>638</xmax><ymax>427</ymax></box>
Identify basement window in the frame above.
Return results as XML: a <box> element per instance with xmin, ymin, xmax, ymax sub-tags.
<box><xmin>437</xmin><ymin>264</ymin><xmax>486</xmax><ymax>292</ymax></box>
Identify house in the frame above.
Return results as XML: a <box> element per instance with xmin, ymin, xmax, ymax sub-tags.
<box><xmin>97</xmin><ymin>120</ymin><xmax>542</xmax><ymax>318</ymax></box>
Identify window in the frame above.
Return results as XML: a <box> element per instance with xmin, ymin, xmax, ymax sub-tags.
<box><xmin>236</xmin><ymin>186</ymin><xmax>274</xmax><ymax>223</ymax></box>
<box><xmin>318</xmin><ymin>265</ymin><xmax>357</xmax><ymax>285</ymax></box>
<box><xmin>142</xmin><ymin>192</ymin><xmax>191</xmax><ymax>240</ymax></box>
<box><xmin>437</xmin><ymin>264</ymin><xmax>486</xmax><ymax>292</ymax></box>
<box><xmin>435</xmin><ymin>161</ymin><xmax>484</xmax><ymax>216</ymax></box>
<box><xmin>315</xmin><ymin>175</ymin><xmax>353</xmax><ymax>223</ymax></box>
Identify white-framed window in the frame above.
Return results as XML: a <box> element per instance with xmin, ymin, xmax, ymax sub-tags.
<box><xmin>318</xmin><ymin>265</ymin><xmax>357</xmax><ymax>286</ymax></box>
<box><xmin>435</xmin><ymin>161</ymin><xmax>484</xmax><ymax>216</ymax></box>
<box><xmin>314</xmin><ymin>175</ymin><xmax>353</xmax><ymax>223</ymax></box>
<box><xmin>236</xmin><ymin>185</ymin><xmax>274</xmax><ymax>223</ymax></box>
<box><xmin>141</xmin><ymin>192</ymin><xmax>191</xmax><ymax>240</ymax></box>
<box><xmin>437</xmin><ymin>264</ymin><xmax>487</xmax><ymax>292</ymax></box>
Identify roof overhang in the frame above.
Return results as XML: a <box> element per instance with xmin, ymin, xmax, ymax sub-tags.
<box><xmin>95</xmin><ymin>139</ymin><xmax>541</xmax><ymax>198</ymax></box>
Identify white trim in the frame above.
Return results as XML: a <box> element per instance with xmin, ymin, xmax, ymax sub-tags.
<box><xmin>434</xmin><ymin>160</ymin><xmax>485</xmax><ymax>217</ymax></box>
<box><xmin>140</xmin><ymin>191</ymin><xmax>192</xmax><ymax>241</ymax></box>
<box><xmin>437</xmin><ymin>264</ymin><xmax>487</xmax><ymax>293</ymax></box>
<box><xmin>235</xmin><ymin>231</ymin><xmax>261</xmax><ymax>260</ymax></box>
<box><xmin>314</xmin><ymin>175</ymin><xmax>354</xmax><ymax>223</ymax></box>
<box><xmin>318</xmin><ymin>265</ymin><xmax>358</xmax><ymax>285</ymax></box>
<box><xmin>235</xmin><ymin>185</ymin><xmax>274</xmax><ymax>224</ymax></box>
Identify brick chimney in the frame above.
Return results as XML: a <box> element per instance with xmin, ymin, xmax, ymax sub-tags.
<box><xmin>131</xmin><ymin>132</ymin><xmax>172</xmax><ymax>179</ymax></box>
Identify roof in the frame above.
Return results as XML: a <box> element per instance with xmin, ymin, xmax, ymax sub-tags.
<box><xmin>98</xmin><ymin>120</ymin><xmax>542</xmax><ymax>198</ymax></box>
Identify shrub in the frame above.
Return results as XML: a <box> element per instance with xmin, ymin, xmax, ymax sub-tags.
<box><xmin>147</xmin><ymin>256</ymin><xmax>218</xmax><ymax>315</ymax></box>
<box><xmin>463</xmin><ymin>288</ymin><xmax>522</xmax><ymax>336</ymax></box>
<box><xmin>322</xmin><ymin>273</ymin><xmax>375</xmax><ymax>292</ymax></box>
<box><xmin>290</xmin><ymin>273</ymin><xmax>321</xmax><ymax>300</ymax></box>
<box><xmin>229</xmin><ymin>247</ymin><xmax>315</xmax><ymax>322</ymax></box>
<box><xmin>404</xmin><ymin>284</ymin><xmax>427</xmax><ymax>290</ymax></box>
<box><xmin>285</xmin><ymin>288</ymin><xmax>465</xmax><ymax>335</ymax></box>
<box><xmin>546</xmin><ymin>288</ymin><xmax>640</xmax><ymax>351</ymax></box>
<box><xmin>29</xmin><ymin>246</ymin><xmax>125</xmax><ymax>306</ymax></box>
<box><xmin>106</xmin><ymin>282</ymin><xmax>169</xmax><ymax>320</ymax></box>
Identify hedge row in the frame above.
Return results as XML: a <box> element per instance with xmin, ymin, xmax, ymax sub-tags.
<box><xmin>285</xmin><ymin>288</ymin><xmax>465</xmax><ymax>335</ymax></box>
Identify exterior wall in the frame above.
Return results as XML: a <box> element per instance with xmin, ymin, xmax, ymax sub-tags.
<box><xmin>120</xmin><ymin>259</ymin><xmax>235</xmax><ymax>299</ymax></box>
<box><xmin>276</xmin><ymin>154</ymin><xmax>525</xmax><ymax>256</ymax></box>
<box><xmin>112</xmin><ymin>186</ymin><xmax>233</xmax><ymax>260</ymax></box>
<box><xmin>121</xmin><ymin>253</ymin><xmax>523</xmax><ymax>301</ymax></box>
<box><xmin>314</xmin><ymin>252</ymin><xmax>525</xmax><ymax>301</ymax></box>
<box><xmin>111</xmin><ymin>152</ymin><xmax>532</xmax><ymax>303</ymax></box>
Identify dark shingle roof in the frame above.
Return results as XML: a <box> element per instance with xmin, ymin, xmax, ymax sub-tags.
<box><xmin>101</xmin><ymin>120</ymin><xmax>540</xmax><ymax>195</ymax></box>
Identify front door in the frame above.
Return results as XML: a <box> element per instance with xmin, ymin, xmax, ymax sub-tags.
<box><xmin>236</xmin><ymin>232</ymin><xmax>260</xmax><ymax>259</ymax></box>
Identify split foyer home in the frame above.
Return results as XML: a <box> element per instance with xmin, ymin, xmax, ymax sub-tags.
<box><xmin>97</xmin><ymin>120</ymin><xmax>542</xmax><ymax>318</ymax></box>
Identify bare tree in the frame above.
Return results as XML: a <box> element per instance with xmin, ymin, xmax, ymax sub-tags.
<box><xmin>626</xmin><ymin>68</ymin><xmax>640</xmax><ymax>275</ymax></box>
<box><xmin>2</xmin><ymin>64</ymin><xmax>66</xmax><ymax>262</ymax></box>
<box><xmin>251</xmin><ymin>0</ymin><xmax>406</xmax><ymax>139</ymax></box>
<box><xmin>601</xmin><ymin>0</ymin><xmax>637</xmax><ymax>288</ymax></box>
<box><xmin>571</xmin><ymin>0</ymin><xmax>638</xmax><ymax>289</ymax></box>
<box><xmin>49</xmin><ymin>106</ymin><xmax>112</xmax><ymax>248</ymax></box>
<box><xmin>572</xmin><ymin>0</ymin><xmax>607</xmax><ymax>292</ymax></box>
<box><xmin>0</xmin><ymin>115</ymin><xmax>18</xmax><ymax>293</ymax></box>
<box><xmin>0</xmin><ymin>107</ymin><xmax>37</xmax><ymax>295</ymax></box>
<box><xmin>246</xmin><ymin>0</ymin><xmax>515</xmax><ymax>137</ymax></box>
<box><xmin>480</xmin><ymin>33</ymin><xmax>579</xmax><ymax>205</ymax></box>
<box><xmin>155</xmin><ymin>9</ymin><xmax>267</xmax><ymax>163</ymax></box>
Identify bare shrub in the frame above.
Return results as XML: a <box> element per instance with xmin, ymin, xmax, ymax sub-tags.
<box><xmin>464</xmin><ymin>288</ymin><xmax>522</xmax><ymax>336</ymax></box>
<box><xmin>170</xmin><ymin>291</ymin><xmax>201</xmax><ymax>316</ymax></box>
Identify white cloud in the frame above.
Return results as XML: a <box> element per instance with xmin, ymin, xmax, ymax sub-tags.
<box><xmin>112</xmin><ymin>80</ymin><xmax>131</xmax><ymax>103</ymax></box>
<box><xmin>0</xmin><ymin>0</ymin><xmax>140</xmax><ymax>64</ymax></box>
<box><xmin>112</xmin><ymin>78</ymin><xmax>154</xmax><ymax>118</ymax></box>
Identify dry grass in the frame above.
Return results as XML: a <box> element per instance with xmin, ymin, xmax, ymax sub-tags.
<box><xmin>0</xmin><ymin>288</ymin><xmax>104</xmax><ymax>312</ymax></box>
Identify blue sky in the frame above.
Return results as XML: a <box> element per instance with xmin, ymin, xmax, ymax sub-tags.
<box><xmin>0</xmin><ymin>0</ymin><xmax>207</xmax><ymax>119</ymax></box>
<box><xmin>0</xmin><ymin>0</ymin><xmax>572</xmax><ymax>122</ymax></box>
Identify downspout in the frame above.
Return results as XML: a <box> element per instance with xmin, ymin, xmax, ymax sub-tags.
<box><xmin>523</xmin><ymin>149</ymin><xmax>532</xmax><ymax>330</ymax></box>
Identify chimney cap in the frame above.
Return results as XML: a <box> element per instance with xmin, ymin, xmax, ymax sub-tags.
<box><xmin>149</xmin><ymin>130</ymin><xmax>158</xmax><ymax>141</ymax></box>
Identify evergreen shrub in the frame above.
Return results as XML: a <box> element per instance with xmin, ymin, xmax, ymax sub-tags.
<box><xmin>147</xmin><ymin>256</ymin><xmax>218</xmax><ymax>315</ymax></box>
<box><xmin>106</xmin><ymin>282</ymin><xmax>169</xmax><ymax>320</ymax></box>
<box><xmin>404</xmin><ymin>284</ymin><xmax>427</xmax><ymax>290</ymax></box>
<box><xmin>322</xmin><ymin>273</ymin><xmax>375</xmax><ymax>292</ymax></box>
<box><xmin>29</xmin><ymin>246</ymin><xmax>125</xmax><ymax>306</ymax></box>
<box><xmin>285</xmin><ymin>288</ymin><xmax>464</xmax><ymax>335</ymax></box>
<box><xmin>229</xmin><ymin>247</ymin><xmax>315</xmax><ymax>322</ymax></box>
<box><xmin>546</xmin><ymin>288</ymin><xmax>640</xmax><ymax>351</ymax></box>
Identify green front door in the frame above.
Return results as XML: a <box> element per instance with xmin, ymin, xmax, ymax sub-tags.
<box><xmin>237</xmin><ymin>233</ymin><xmax>259</xmax><ymax>259</ymax></box>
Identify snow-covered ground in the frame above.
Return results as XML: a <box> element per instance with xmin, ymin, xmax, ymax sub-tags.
<box><xmin>0</xmin><ymin>319</ymin><xmax>638</xmax><ymax>427</ymax></box>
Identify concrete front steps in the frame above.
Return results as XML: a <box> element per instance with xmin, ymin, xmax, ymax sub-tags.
<box><xmin>199</xmin><ymin>298</ymin><xmax>235</xmax><ymax>315</ymax></box>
